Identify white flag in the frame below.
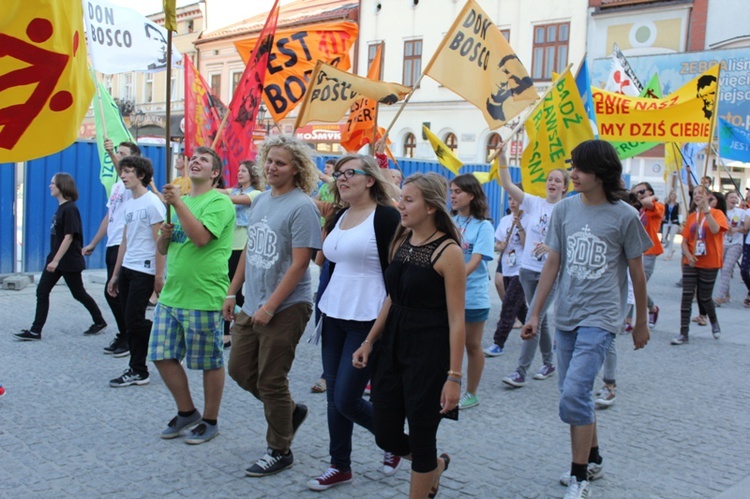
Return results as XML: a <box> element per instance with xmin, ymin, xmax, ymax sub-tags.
<box><xmin>82</xmin><ymin>0</ymin><xmax>182</xmax><ymax>74</ymax></box>
<box><xmin>603</xmin><ymin>43</ymin><xmax>642</xmax><ymax>97</ymax></box>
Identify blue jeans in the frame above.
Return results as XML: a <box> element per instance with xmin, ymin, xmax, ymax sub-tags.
<box><xmin>556</xmin><ymin>327</ymin><xmax>614</xmax><ymax>426</ymax></box>
<box><xmin>322</xmin><ymin>316</ymin><xmax>375</xmax><ymax>470</ymax></box>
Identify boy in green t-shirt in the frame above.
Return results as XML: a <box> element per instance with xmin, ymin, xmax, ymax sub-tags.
<box><xmin>149</xmin><ymin>146</ymin><xmax>235</xmax><ymax>445</ymax></box>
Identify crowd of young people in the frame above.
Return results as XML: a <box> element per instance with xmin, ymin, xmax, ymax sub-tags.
<box><xmin>11</xmin><ymin>134</ymin><xmax>750</xmax><ymax>499</ymax></box>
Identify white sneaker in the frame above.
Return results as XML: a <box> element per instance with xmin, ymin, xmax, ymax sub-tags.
<box><xmin>560</xmin><ymin>461</ymin><xmax>604</xmax><ymax>486</ymax></box>
<box><xmin>594</xmin><ymin>386</ymin><xmax>616</xmax><ymax>408</ymax></box>
<box><xmin>563</xmin><ymin>476</ymin><xmax>592</xmax><ymax>499</ymax></box>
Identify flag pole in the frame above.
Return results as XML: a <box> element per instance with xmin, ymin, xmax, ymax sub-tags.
<box><xmin>701</xmin><ymin>64</ymin><xmax>722</xmax><ymax>180</ymax></box>
<box><xmin>164</xmin><ymin>28</ymin><xmax>174</xmax><ymax>222</ymax></box>
<box><xmin>487</xmin><ymin>64</ymin><xmax>573</xmax><ymax>164</ymax></box>
<box><xmin>711</xmin><ymin>144</ymin><xmax>743</xmax><ymax>193</ymax></box>
<box><xmin>672</xmin><ymin>143</ymin><xmax>690</xmax><ymax>215</ymax></box>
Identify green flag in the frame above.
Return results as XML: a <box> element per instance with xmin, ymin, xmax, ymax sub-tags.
<box><xmin>610</xmin><ymin>73</ymin><xmax>663</xmax><ymax>159</ymax></box>
<box><xmin>93</xmin><ymin>78</ymin><xmax>134</xmax><ymax>196</ymax></box>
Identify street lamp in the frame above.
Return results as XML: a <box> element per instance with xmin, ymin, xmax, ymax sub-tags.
<box><xmin>257</xmin><ymin>104</ymin><xmax>271</xmax><ymax>134</ymax></box>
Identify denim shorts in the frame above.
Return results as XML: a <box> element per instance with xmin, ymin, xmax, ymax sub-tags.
<box><xmin>148</xmin><ymin>304</ymin><xmax>224</xmax><ymax>370</ymax></box>
<box><xmin>465</xmin><ymin>308</ymin><xmax>490</xmax><ymax>323</ymax></box>
<box><xmin>556</xmin><ymin>326</ymin><xmax>614</xmax><ymax>426</ymax></box>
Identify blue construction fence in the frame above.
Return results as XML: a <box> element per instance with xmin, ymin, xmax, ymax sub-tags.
<box><xmin>2</xmin><ymin>143</ymin><xmax>541</xmax><ymax>273</ymax></box>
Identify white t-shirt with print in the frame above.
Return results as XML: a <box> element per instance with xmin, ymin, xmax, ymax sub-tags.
<box><xmin>122</xmin><ymin>191</ymin><xmax>166</xmax><ymax>275</ymax></box>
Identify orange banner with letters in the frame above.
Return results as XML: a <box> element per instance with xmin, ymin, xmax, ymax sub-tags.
<box><xmin>341</xmin><ymin>44</ymin><xmax>382</xmax><ymax>153</ymax></box>
<box><xmin>1</xmin><ymin>0</ymin><xmax>94</xmax><ymax>162</ymax></box>
<box><xmin>592</xmin><ymin>64</ymin><xmax>719</xmax><ymax>143</ymax></box>
<box><xmin>234</xmin><ymin>21</ymin><xmax>358</xmax><ymax>122</ymax></box>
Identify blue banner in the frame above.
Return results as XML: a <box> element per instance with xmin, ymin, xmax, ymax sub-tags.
<box><xmin>575</xmin><ymin>58</ymin><xmax>599</xmax><ymax>138</ymax></box>
<box><xmin>719</xmin><ymin>118</ymin><xmax>750</xmax><ymax>163</ymax></box>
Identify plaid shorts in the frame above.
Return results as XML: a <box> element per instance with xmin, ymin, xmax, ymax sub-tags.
<box><xmin>148</xmin><ymin>304</ymin><xmax>224</xmax><ymax>370</ymax></box>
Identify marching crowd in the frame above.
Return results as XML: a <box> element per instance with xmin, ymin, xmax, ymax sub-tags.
<box><xmin>8</xmin><ymin>135</ymin><xmax>750</xmax><ymax>499</ymax></box>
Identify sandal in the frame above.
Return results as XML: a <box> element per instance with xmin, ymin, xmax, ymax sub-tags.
<box><xmin>311</xmin><ymin>379</ymin><xmax>327</xmax><ymax>393</ymax></box>
<box><xmin>696</xmin><ymin>315</ymin><xmax>707</xmax><ymax>326</ymax></box>
<box><xmin>428</xmin><ymin>453</ymin><xmax>450</xmax><ymax>498</ymax></box>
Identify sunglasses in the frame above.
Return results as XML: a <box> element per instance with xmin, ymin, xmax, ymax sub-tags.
<box><xmin>635</xmin><ymin>189</ymin><xmax>648</xmax><ymax>195</ymax></box>
<box><xmin>332</xmin><ymin>168</ymin><xmax>368</xmax><ymax>180</ymax></box>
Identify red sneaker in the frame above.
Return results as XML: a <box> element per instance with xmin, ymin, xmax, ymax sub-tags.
<box><xmin>307</xmin><ymin>467</ymin><xmax>353</xmax><ymax>491</ymax></box>
<box><xmin>0</xmin><ymin>385</ymin><xmax>5</xmax><ymax>398</ymax></box>
<box><xmin>382</xmin><ymin>452</ymin><xmax>403</xmax><ymax>476</ymax></box>
<box><xmin>648</xmin><ymin>305</ymin><xmax>659</xmax><ymax>326</ymax></box>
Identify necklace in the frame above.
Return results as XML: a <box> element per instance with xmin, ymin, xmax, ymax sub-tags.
<box><xmin>408</xmin><ymin>229</ymin><xmax>439</xmax><ymax>254</ymax></box>
<box><xmin>453</xmin><ymin>214</ymin><xmax>472</xmax><ymax>235</ymax></box>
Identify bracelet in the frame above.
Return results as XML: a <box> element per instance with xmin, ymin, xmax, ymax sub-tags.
<box><xmin>447</xmin><ymin>376</ymin><xmax>462</xmax><ymax>385</ymax></box>
<box><xmin>226</xmin><ymin>295</ymin><xmax>236</xmax><ymax>299</ymax></box>
<box><xmin>361</xmin><ymin>339</ymin><xmax>373</xmax><ymax>348</ymax></box>
<box><xmin>261</xmin><ymin>306</ymin><xmax>274</xmax><ymax>318</ymax></box>
<box><xmin>447</xmin><ymin>370</ymin><xmax>462</xmax><ymax>378</ymax></box>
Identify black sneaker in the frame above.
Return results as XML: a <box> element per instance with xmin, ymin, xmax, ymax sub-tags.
<box><xmin>103</xmin><ymin>338</ymin><xmax>119</xmax><ymax>354</ymax></box>
<box><xmin>245</xmin><ymin>448</ymin><xmax>294</xmax><ymax>477</ymax></box>
<box><xmin>113</xmin><ymin>344</ymin><xmax>130</xmax><ymax>358</ymax></box>
<box><xmin>14</xmin><ymin>330</ymin><xmax>41</xmax><ymax>341</ymax></box>
<box><xmin>109</xmin><ymin>369</ymin><xmax>149</xmax><ymax>387</ymax></box>
<box><xmin>84</xmin><ymin>322</ymin><xmax>107</xmax><ymax>336</ymax></box>
<box><xmin>292</xmin><ymin>403</ymin><xmax>308</xmax><ymax>438</ymax></box>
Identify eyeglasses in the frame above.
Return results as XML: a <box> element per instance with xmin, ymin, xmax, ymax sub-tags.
<box><xmin>635</xmin><ymin>189</ymin><xmax>648</xmax><ymax>195</ymax></box>
<box><xmin>332</xmin><ymin>168</ymin><xmax>368</xmax><ymax>180</ymax></box>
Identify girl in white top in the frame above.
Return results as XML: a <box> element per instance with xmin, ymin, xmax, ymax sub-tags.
<box><xmin>714</xmin><ymin>191</ymin><xmax>747</xmax><ymax>305</ymax></box>
<box><xmin>497</xmin><ymin>147</ymin><xmax>570</xmax><ymax>387</ymax></box>
<box><xmin>308</xmin><ymin>155</ymin><xmax>402</xmax><ymax>491</ymax></box>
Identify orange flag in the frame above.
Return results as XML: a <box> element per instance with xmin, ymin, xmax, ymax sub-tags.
<box><xmin>341</xmin><ymin>44</ymin><xmax>383</xmax><ymax>153</ymax></box>
<box><xmin>1</xmin><ymin>0</ymin><xmax>94</xmax><ymax>162</ymax></box>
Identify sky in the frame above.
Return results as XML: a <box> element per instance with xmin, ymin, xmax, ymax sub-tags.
<box><xmin>120</xmin><ymin>0</ymin><xmax>295</xmax><ymax>32</ymax></box>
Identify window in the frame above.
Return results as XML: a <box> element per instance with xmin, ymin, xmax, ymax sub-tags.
<box><xmin>230</xmin><ymin>71</ymin><xmax>243</xmax><ymax>100</ymax></box>
<box><xmin>402</xmin><ymin>39</ymin><xmax>422</xmax><ymax>87</ymax></box>
<box><xmin>144</xmin><ymin>73</ymin><xmax>154</xmax><ymax>102</ymax></box>
<box><xmin>403</xmin><ymin>132</ymin><xmax>416</xmax><ymax>158</ymax></box>
<box><xmin>444</xmin><ymin>132</ymin><xmax>457</xmax><ymax>152</ymax></box>
<box><xmin>532</xmin><ymin>22</ymin><xmax>569</xmax><ymax>80</ymax></box>
<box><xmin>500</xmin><ymin>29</ymin><xmax>510</xmax><ymax>41</ymax></box>
<box><xmin>368</xmin><ymin>43</ymin><xmax>383</xmax><ymax>76</ymax></box>
<box><xmin>122</xmin><ymin>72</ymin><xmax>134</xmax><ymax>101</ymax></box>
<box><xmin>171</xmin><ymin>72</ymin><xmax>178</xmax><ymax>100</ymax></box>
<box><xmin>210</xmin><ymin>73</ymin><xmax>221</xmax><ymax>98</ymax></box>
<box><xmin>486</xmin><ymin>133</ymin><xmax>501</xmax><ymax>162</ymax></box>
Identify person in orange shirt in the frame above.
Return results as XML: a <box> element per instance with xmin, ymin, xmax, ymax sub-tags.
<box><xmin>632</xmin><ymin>182</ymin><xmax>664</xmax><ymax>327</ymax></box>
<box><xmin>672</xmin><ymin>186</ymin><xmax>728</xmax><ymax>345</ymax></box>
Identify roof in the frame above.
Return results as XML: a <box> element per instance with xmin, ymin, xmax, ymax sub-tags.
<box><xmin>197</xmin><ymin>0</ymin><xmax>357</xmax><ymax>43</ymax></box>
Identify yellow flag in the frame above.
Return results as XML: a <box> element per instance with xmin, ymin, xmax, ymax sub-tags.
<box><xmin>472</xmin><ymin>158</ymin><xmax>499</xmax><ymax>184</ymax></box>
<box><xmin>424</xmin><ymin>0</ymin><xmax>538</xmax><ymax>129</ymax></box>
<box><xmin>163</xmin><ymin>0</ymin><xmax>177</xmax><ymax>32</ymax></box>
<box><xmin>663</xmin><ymin>142</ymin><xmax>683</xmax><ymax>182</ymax></box>
<box><xmin>423</xmin><ymin>125</ymin><xmax>463</xmax><ymax>175</ymax></box>
<box><xmin>592</xmin><ymin>64</ymin><xmax>719</xmax><ymax>142</ymax></box>
<box><xmin>294</xmin><ymin>61</ymin><xmax>411</xmax><ymax>129</ymax></box>
<box><xmin>521</xmin><ymin>69</ymin><xmax>595</xmax><ymax>197</ymax></box>
<box><xmin>1</xmin><ymin>0</ymin><xmax>95</xmax><ymax>162</ymax></box>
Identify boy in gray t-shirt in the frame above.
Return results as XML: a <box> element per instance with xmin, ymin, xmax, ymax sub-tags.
<box><xmin>520</xmin><ymin>140</ymin><xmax>651</xmax><ymax>499</ymax></box>
<box><xmin>223</xmin><ymin>136</ymin><xmax>322</xmax><ymax>478</ymax></box>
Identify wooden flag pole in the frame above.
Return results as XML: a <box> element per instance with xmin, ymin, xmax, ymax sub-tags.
<box><xmin>701</xmin><ymin>64</ymin><xmax>722</xmax><ymax>180</ymax></box>
<box><xmin>381</xmin><ymin>73</ymin><xmax>425</xmax><ymax>141</ymax></box>
<box><xmin>165</xmin><ymin>29</ymin><xmax>174</xmax><ymax>223</ymax></box>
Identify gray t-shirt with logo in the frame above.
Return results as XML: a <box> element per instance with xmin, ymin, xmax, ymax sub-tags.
<box><xmin>545</xmin><ymin>195</ymin><xmax>652</xmax><ymax>334</ymax></box>
<box><xmin>242</xmin><ymin>188</ymin><xmax>322</xmax><ymax>315</ymax></box>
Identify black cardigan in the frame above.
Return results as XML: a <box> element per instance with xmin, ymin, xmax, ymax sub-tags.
<box><xmin>327</xmin><ymin>204</ymin><xmax>401</xmax><ymax>280</ymax></box>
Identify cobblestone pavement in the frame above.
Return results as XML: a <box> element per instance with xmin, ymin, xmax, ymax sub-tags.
<box><xmin>2</xmin><ymin>253</ymin><xmax>750</xmax><ymax>498</ymax></box>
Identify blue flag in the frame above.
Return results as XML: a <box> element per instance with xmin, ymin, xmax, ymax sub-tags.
<box><xmin>575</xmin><ymin>58</ymin><xmax>598</xmax><ymax>138</ymax></box>
<box><xmin>719</xmin><ymin>118</ymin><xmax>750</xmax><ymax>163</ymax></box>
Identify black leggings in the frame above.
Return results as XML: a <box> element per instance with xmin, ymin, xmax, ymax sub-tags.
<box><xmin>32</xmin><ymin>269</ymin><xmax>104</xmax><ymax>333</ymax></box>
<box><xmin>680</xmin><ymin>266</ymin><xmax>719</xmax><ymax>336</ymax></box>
<box><xmin>225</xmin><ymin>249</ymin><xmax>245</xmax><ymax>335</ymax></box>
<box><xmin>373</xmin><ymin>405</ymin><xmax>440</xmax><ymax>473</ymax></box>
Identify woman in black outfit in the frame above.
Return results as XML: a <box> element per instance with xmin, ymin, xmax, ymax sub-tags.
<box><xmin>15</xmin><ymin>173</ymin><xmax>106</xmax><ymax>341</ymax></box>
<box><xmin>662</xmin><ymin>190</ymin><xmax>681</xmax><ymax>260</ymax></box>
<box><xmin>353</xmin><ymin>172</ymin><xmax>465</xmax><ymax>498</ymax></box>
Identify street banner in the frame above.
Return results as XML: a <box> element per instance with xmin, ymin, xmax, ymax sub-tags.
<box><xmin>719</xmin><ymin>117</ymin><xmax>750</xmax><ymax>163</ymax></box>
<box><xmin>424</xmin><ymin>0</ymin><xmax>538</xmax><ymax>129</ymax></box>
<box><xmin>575</xmin><ymin>57</ymin><xmax>598</xmax><ymax>138</ymax></box>
<box><xmin>592</xmin><ymin>64</ymin><xmax>719</xmax><ymax>143</ymax></box>
<box><xmin>82</xmin><ymin>0</ymin><xmax>182</xmax><ymax>74</ymax></box>
<box><xmin>234</xmin><ymin>21</ymin><xmax>358</xmax><ymax>122</ymax></box>
<box><xmin>604</xmin><ymin>43</ymin><xmax>642</xmax><ymax>96</ymax></box>
<box><xmin>423</xmin><ymin>125</ymin><xmax>462</xmax><ymax>175</ymax></box>
<box><xmin>610</xmin><ymin>73</ymin><xmax>663</xmax><ymax>159</ymax></box>
<box><xmin>340</xmin><ymin>44</ymin><xmax>383</xmax><ymax>153</ymax></box>
<box><xmin>521</xmin><ymin>69</ymin><xmax>595</xmax><ymax>197</ymax></box>
<box><xmin>93</xmin><ymin>78</ymin><xmax>134</xmax><ymax>195</ymax></box>
<box><xmin>184</xmin><ymin>57</ymin><xmax>226</xmax><ymax>158</ymax></box>
<box><xmin>1</xmin><ymin>0</ymin><xmax>95</xmax><ymax>162</ymax></box>
<box><xmin>221</xmin><ymin>0</ymin><xmax>279</xmax><ymax>187</ymax></box>
<box><xmin>294</xmin><ymin>61</ymin><xmax>410</xmax><ymax>130</ymax></box>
